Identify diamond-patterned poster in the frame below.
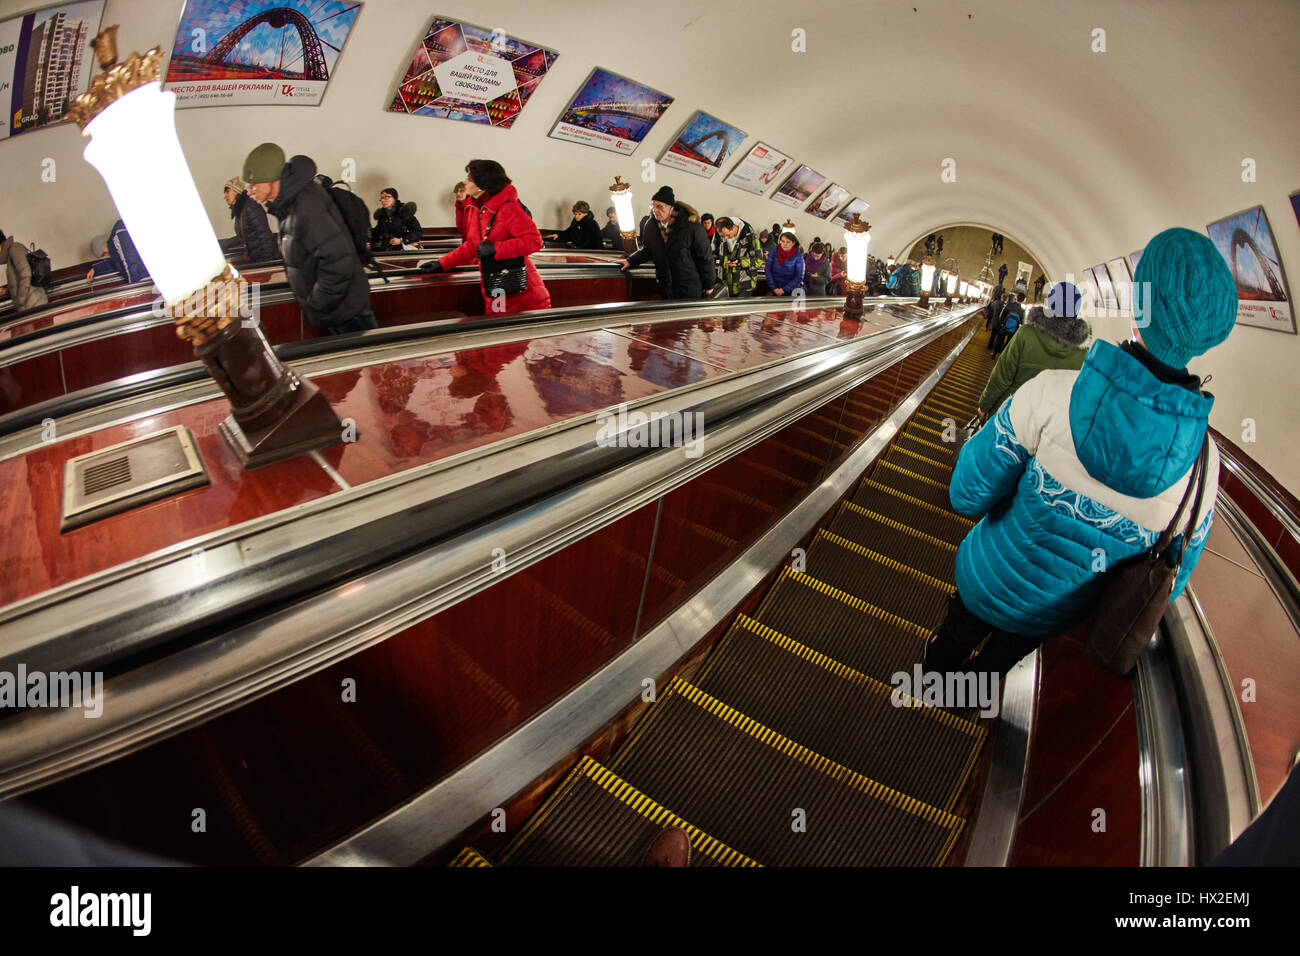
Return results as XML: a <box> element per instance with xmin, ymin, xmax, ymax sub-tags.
<box><xmin>389</xmin><ymin>17</ymin><xmax>557</xmax><ymax>127</ymax></box>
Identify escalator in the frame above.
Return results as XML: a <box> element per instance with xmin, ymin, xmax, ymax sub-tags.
<box><xmin>451</xmin><ymin>330</ymin><xmax>998</xmax><ymax>865</ymax></box>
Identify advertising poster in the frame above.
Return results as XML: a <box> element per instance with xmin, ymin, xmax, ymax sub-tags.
<box><xmin>1291</xmin><ymin>190</ymin><xmax>1300</xmax><ymax>232</ymax></box>
<box><xmin>1206</xmin><ymin>206</ymin><xmax>1294</xmax><ymax>333</ymax></box>
<box><xmin>0</xmin><ymin>1</ymin><xmax>104</xmax><ymax>140</ymax></box>
<box><xmin>549</xmin><ymin>67</ymin><xmax>672</xmax><ymax>155</ymax></box>
<box><xmin>833</xmin><ymin>197</ymin><xmax>871</xmax><ymax>227</ymax></box>
<box><xmin>722</xmin><ymin>141</ymin><xmax>794</xmax><ymax>195</ymax></box>
<box><xmin>659</xmin><ymin>110</ymin><xmax>746</xmax><ymax>179</ymax></box>
<box><xmin>163</xmin><ymin>0</ymin><xmax>362</xmax><ymax>108</ymax></box>
<box><xmin>389</xmin><ymin>17</ymin><xmax>557</xmax><ymax>127</ymax></box>
<box><xmin>1107</xmin><ymin>256</ymin><xmax>1133</xmax><ymax>311</ymax></box>
<box><xmin>807</xmin><ymin>183</ymin><xmax>850</xmax><ymax>220</ymax></box>
<box><xmin>1093</xmin><ymin>263</ymin><xmax>1119</xmax><ymax>310</ymax></box>
<box><xmin>772</xmin><ymin>164</ymin><xmax>827</xmax><ymax>209</ymax></box>
<box><xmin>1079</xmin><ymin>268</ymin><xmax>1102</xmax><ymax>309</ymax></box>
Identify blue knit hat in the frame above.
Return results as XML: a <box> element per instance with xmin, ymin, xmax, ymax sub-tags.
<box><xmin>1133</xmin><ymin>227</ymin><xmax>1237</xmax><ymax>368</ymax></box>
<box><xmin>1044</xmin><ymin>281</ymin><xmax>1082</xmax><ymax>319</ymax></box>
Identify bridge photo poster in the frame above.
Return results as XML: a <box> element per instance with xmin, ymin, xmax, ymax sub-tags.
<box><xmin>388</xmin><ymin>18</ymin><xmax>557</xmax><ymax>127</ymax></box>
<box><xmin>1207</xmin><ymin>205</ymin><xmax>1294</xmax><ymax>334</ymax></box>
<box><xmin>549</xmin><ymin>67</ymin><xmax>673</xmax><ymax>155</ymax></box>
<box><xmin>659</xmin><ymin>110</ymin><xmax>747</xmax><ymax>179</ymax></box>
<box><xmin>771</xmin><ymin>164</ymin><xmax>827</xmax><ymax>209</ymax></box>
<box><xmin>0</xmin><ymin>0</ymin><xmax>105</xmax><ymax>140</ymax></box>
<box><xmin>163</xmin><ymin>0</ymin><xmax>363</xmax><ymax>108</ymax></box>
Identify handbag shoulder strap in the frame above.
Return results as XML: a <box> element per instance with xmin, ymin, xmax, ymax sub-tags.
<box><xmin>1156</xmin><ymin>434</ymin><xmax>1210</xmax><ymax>553</ymax></box>
<box><xmin>483</xmin><ymin>199</ymin><xmax>521</xmax><ymax>241</ymax></box>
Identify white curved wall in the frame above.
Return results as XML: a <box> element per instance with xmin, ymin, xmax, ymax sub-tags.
<box><xmin>1</xmin><ymin>0</ymin><xmax>1297</xmax><ymax>488</ymax></box>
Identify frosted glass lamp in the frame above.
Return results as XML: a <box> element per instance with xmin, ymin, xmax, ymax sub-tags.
<box><xmin>68</xmin><ymin>28</ymin><xmax>342</xmax><ymax>469</ymax></box>
<box><xmin>841</xmin><ymin>213</ymin><xmax>870</xmax><ymax>320</ymax></box>
<box><xmin>918</xmin><ymin>256</ymin><xmax>937</xmax><ymax>308</ymax></box>
<box><xmin>609</xmin><ymin>176</ymin><xmax>638</xmax><ymax>255</ymax></box>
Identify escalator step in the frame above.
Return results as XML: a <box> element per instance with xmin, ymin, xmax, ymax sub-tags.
<box><xmin>896</xmin><ymin>430</ymin><xmax>956</xmax><ymax>464</ymax></box>
<box><xmin>805</xmin><ymin>531</ymin><xmax>951</xmax><ymax>627</ymax></box>
<box><xmin>920</xmin><ymin>393</ymin><xmax>976</xmax><ymax>421</ymax></box>
<box><xmin>853</xmin><ymin>480</ymin><xmax>974</xmax><ymax>545</ymax></box>
<box><xmin>691</xmin><ymin>617</ymin><xmax>986</xmax><ymax>811</ymax></box>
<box><xmin>754</xmin><ymin>569</ymin><xmax>928</xmax><ymax>685</ymax></box>
<box><xmin>869</xmin><ymin>459</ymin><xmax>954</xmax><ymax>511</ymax></box>
<box><xmin>497</xmin><ymin>755</ymin><xmax>757</xmax><ymax>867</ymax></box>
<box><xmin>608</xmin><ymin>678</ymin><xmax>964</xmax><ymax>865</ymax></box>
<box><xmin>882</xmin><ymin>446</ymin><xmax>953</xmax><ymax>485</ymax></box>
<box><xmin>448</xmin><ymin>847</ymin><xmax>494</xmax><ymax>867</ymax></box>
<box><xmin>828</xmin><ymin>502</ymin><xmax>957</xmax><ymax>583</ymax></box>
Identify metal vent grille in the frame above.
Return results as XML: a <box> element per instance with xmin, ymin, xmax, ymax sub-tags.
<box><xmin>61</xmin><ymin>426</ymin><xmax>210</xmax><ymax>532</ymax></box>
<box><xmin>82</xmin><ymin>455</ymin><xmax>132</xmax><ymax>496</ymax></box>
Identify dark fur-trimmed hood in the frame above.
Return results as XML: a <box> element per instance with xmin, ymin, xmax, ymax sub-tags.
<box><xmin>1026</xmin><ymin>305</ymin><xmax>1090</xmax><ymax>347</ymax></box>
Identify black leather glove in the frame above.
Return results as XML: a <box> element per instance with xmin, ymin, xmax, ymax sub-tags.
<box><xmin>476</xmin><ymin>241</ymin><xmax>496</xmax><ymax>260</ymax></box>
<box><xmin>417</xmin><ymin>260</ymin><xmax>444</xmax><ymax>274</ymax></box>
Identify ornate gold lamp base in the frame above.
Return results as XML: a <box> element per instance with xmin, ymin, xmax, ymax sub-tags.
<box><xmin>843</xmin><ymin>279</ymin><xmax>866</xmax><ymax>320</ymax></box>
<box><xmin>620</xmin><ymin>231</ymin><xmax>638</xmax><ymax>256</ymax></box>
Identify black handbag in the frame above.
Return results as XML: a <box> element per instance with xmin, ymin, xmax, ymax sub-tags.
<box><xmin>479</xmin><ymin>202</ymin><xmax>528</xmax><ymax>297</ymax></box>
<box><xmin>1083</xmin><ymin>435</ymin><xmax>1210</xmax><ymax>676</ymax></box>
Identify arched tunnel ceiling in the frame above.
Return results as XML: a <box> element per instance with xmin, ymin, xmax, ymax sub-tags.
<box><xmin>486</xmin><ymin>0</ymin><xmax>1297</xmax><ymax>280</ymax></box>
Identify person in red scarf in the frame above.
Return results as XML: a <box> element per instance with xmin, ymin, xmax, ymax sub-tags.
<box><xmin>765</xmin><ymin>229</ymin><xmax>805</xmax><ymax>296</ymax></box>
<box><xmin>420</xmin><ymin>160</ymin><xmax>551</xmax><ymax>315</ymax></box>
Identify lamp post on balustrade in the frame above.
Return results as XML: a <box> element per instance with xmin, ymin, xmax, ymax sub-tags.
<box><xmin>68</xmin><ymin>28</ymin><xmax>342</xmax><ymax>468</ymax></box>
<box><xmin>609</xmin><ymin>176</ymin><xmax>638</xmax><ymax>256</ymax></box>
<box><xmin>841</xmin><ymin>213</ymin><xmax>870</xmax><ymax>321</ymax></box>
<box><xmin>918</xmin><ymin>255</ymin><xmax>937</xmax><ymax>309</ymax></box>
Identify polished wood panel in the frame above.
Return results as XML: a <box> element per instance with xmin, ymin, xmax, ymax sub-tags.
<box><xmin>0</xmin><ymin>350</ymin><xmax>64</xmax><ymax>416</ymax></box>
<box><xmin>22</xmin><ymin>504</ymin><xmax>659</xmax><ymax>864</ymax></box>
<box><xmin>0</xmin><ymin>400</ymin><xmax>338</xmax><ymax>610</ymax></box>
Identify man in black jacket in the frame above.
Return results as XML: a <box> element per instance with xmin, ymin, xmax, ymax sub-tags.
<box><xmin>619</xmin><ymin>185</ymin><xmax>715</xmax><ymax>299</ymax></box>
<box><xmin>545</xmin><ymin>201</ymin><xmax>604</xmax><ymax>250</ymax></box>
<box><xmin>242</xmin><ymin>143</ymin><xmax>375</xmax><ymax>334</ymax></box>
<box><xmin>224</xmin><ymin>176</ymin><xmax>278</xmax><ymax>262</ymax></box>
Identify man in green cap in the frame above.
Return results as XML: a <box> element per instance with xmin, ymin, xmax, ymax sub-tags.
<box><xmin>242</xmin><ymin>142</ymin><xmax>374</xmax><ymax>334</ymax></box>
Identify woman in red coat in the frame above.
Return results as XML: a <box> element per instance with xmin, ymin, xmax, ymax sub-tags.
<box><xmin>421</xmin><ymin>160</ymin><xmax>551</xmax><ymax>315</ymax></box>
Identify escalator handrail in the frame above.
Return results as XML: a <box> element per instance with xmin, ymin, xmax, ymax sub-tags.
<box><xmin>0</xmin><ymin>308</ymin><xmax>978</xmax><ymax>799</ymax></box>
<box><xmin>0</xmin><ymin>293</ymin><xmax>888</xmax><ymax>442</ymax></box>
<box><xmin>0</xmin><ymin>259</ymin><xmax>645</xmax><ymax>356</ymax></box>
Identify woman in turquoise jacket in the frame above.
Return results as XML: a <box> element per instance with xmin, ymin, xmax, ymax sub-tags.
<box><xmin>924</xmin><ymin>228</ymin><xmax>1238</xmax><ymax>677</ymax></box>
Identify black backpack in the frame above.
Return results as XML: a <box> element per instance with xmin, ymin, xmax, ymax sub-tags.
<box><xmin>315</xmin><ymin>176</ymin><xmax>388</xmax><ymax>282</ymax></box>
<box><xmin>25</xmin><ymin>243</ymin><xmax>52</xmax><ymax>288</ymax></box>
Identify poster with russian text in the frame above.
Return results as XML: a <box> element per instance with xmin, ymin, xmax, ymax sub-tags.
<box><xmin>389</xmin><ymin>17</ymin><xmax>556</xmax><ymax>127</ymax></box>
<box><xmin>722</xmin><ymin>142</ymin><xmax>794</xmax><ymax>196</ymax></box>
<box><xmin>659</xmin><ymin>110</ymin><xmax>746</xmax><ymax>178</ymax></box>
<box><xmin>807</xmin><ymin>183</ymin><xmax>850</xmax><ymax>220</ymax></box>
<box><xmin>549</xmin><ymin>68</ymin><xmax>672</xmax><ymax>154</ymax></box>
<box><xmin>772</xmin><ymin>164</ymin><xmax>827</xmax><ymax>209</ymax></box>
<box><xmin>0</xmin><ymin>1</ymin><xmax>105</xmax><ymax>140</ymax></box>
<box><xmin>164</xmin><ymin>0</ymin><xmax>362</xmax><ymax>108</ymax></box>
<box><xmin>833</xmin><ymin>197</ymin><xmax>870</xmax><ymax>227</ymax></box>
<box><xmin>1206</xmin><ymin>206</ymin><xmax>1294</xmax><ymax>333</ymax></box>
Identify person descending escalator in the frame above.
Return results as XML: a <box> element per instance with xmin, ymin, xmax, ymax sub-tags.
<box><xmin>417</xmin><ymin>158</ymin><xmax>552</xmax><ymax>315</ymax></box>
<box><xmin>370</xmin><ymin>187</ymin><xmax>423</xmax><ymax>251</ymax></box>
<box><xmin>242</xmin><ymin>142</ymin><xmax>376</xmax><ymax>334</ymax></box>
<box><xmin>544</xmin><ymin>201</ymin><xmax>605</xmax><ymax>250</ymax></box>
<box><xmin>975</xmin><ymin>282</ymin><xmax>1090</xmax><ymax>423</ymax></box>
<box><xmin>224</xmin><ymin>177</ymin><xmax>279</xmax><ymax>262</ymax></box>
<box><xmin>619</xmin><ymin>185</ymin><xmax>716</xmax><ymax>300</ymax></box>
<box><xmin>923</xmin><ymin>228</ymin><xmax>1237</xmax><ymax>681</ymax></box>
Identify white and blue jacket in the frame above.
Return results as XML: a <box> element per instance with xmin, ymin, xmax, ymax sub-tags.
<box><xmin>949</xmin><ymin>339</ymin><xmax>1217</xmax><ymax>638</ymax></box>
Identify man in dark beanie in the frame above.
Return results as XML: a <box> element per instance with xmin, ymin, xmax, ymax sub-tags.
<box><xmin>925</xmin><ymin>228</ymin><xmax>1237</xmax><ymax>680</ymax></box>
<box><xmin>242</xmin><ymin>142</ymin><xmax>375</xmax><ymax>334</ymax></box>
<box><xmin>619</xmin><ymin>185</ymin><xmax>715</xmax><ymax>299</ymax></box>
